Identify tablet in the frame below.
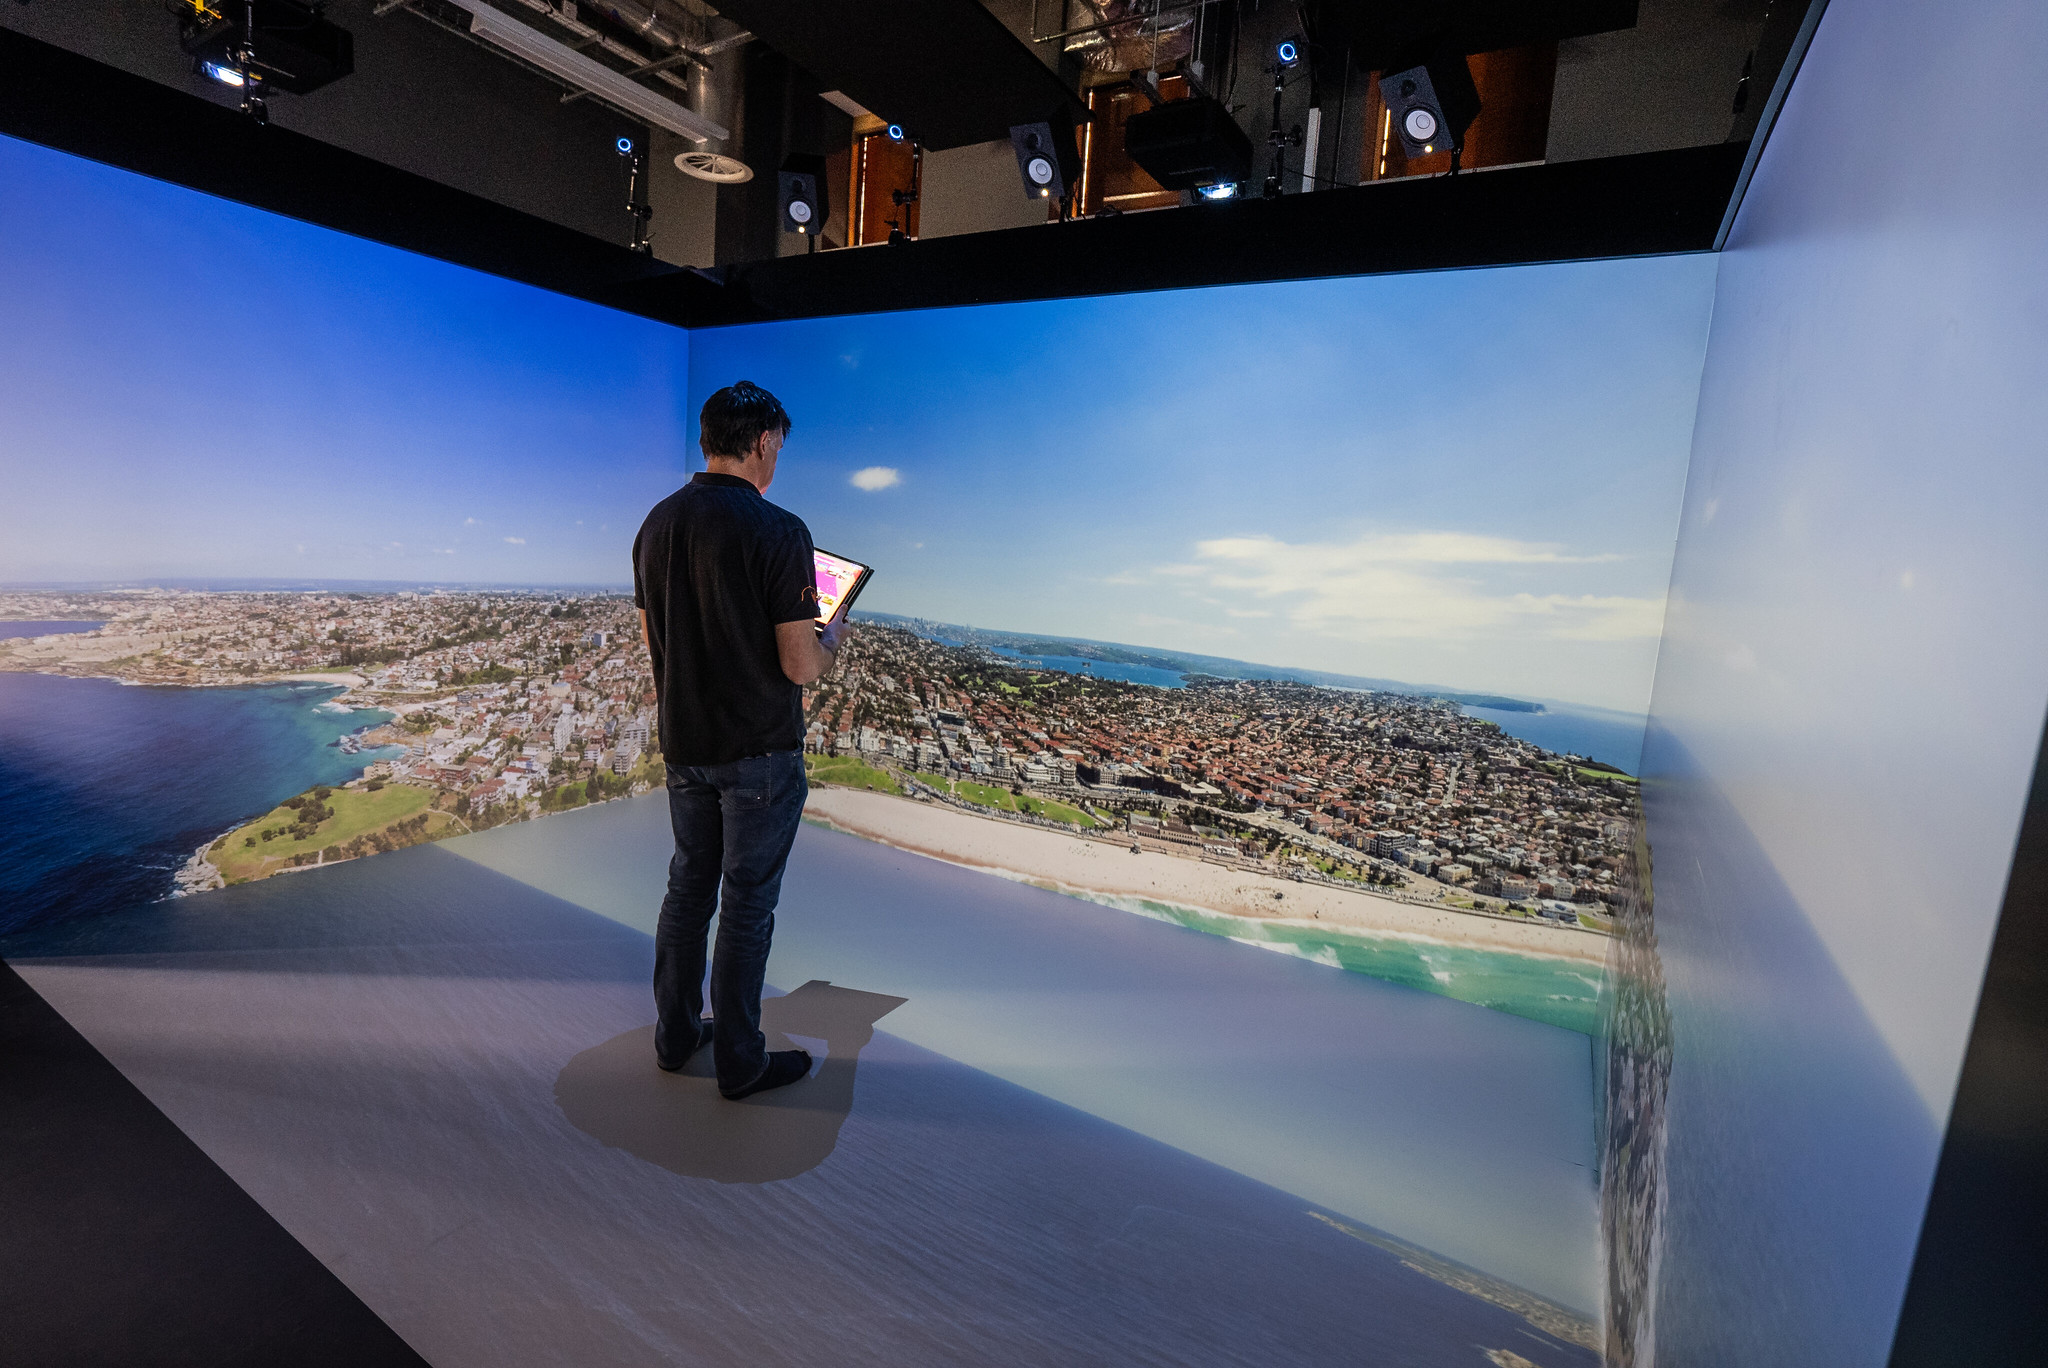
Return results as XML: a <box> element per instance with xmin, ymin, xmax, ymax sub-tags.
<box><xmin>812</xmin><ymin>547</ymin><xmax>872</xmax><ymax>624</ymax></box>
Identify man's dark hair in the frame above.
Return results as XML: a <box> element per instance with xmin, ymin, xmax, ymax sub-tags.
<box><xmin>699</xmin><ymin>381</ymin><xmax>792</xmax><ymax>458</ymax></box>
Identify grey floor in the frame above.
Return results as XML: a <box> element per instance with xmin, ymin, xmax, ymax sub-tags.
<box><xmin>13</xmin><ymin>796</ymin><xmax>1602</xmax><ymax>1368</ymax></box>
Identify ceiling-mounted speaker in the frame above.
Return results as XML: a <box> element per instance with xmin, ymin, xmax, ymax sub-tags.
<box><xmin>1378</xmin><ymin>54</ymin><xmax>1481</xmax><ymax>157</ymax></box>
<box><xmin>1122</xmin><ymin>94</ymin><xmax>1254</xmax><ymax>192</ymax></box>
<box><xmin>1008</xmin><ymin>116</ymin><xmax>1080</xmax><ymax>202</ymax></box>
<box><xmin>778</xmin><ymin>153</ymin><xmax>828</xmax><ymax>235</ymax></box>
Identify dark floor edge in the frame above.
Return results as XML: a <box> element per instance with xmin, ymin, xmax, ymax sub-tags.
<box><xmin>1886</xmin><ymin>702</ymin><xmax>2048</xmax><ymax>1365</ymax></box>
<box><xmin>0</xmin><ymin>956</ymin><xmax>432</xmax><ymax>1368</ymax></box>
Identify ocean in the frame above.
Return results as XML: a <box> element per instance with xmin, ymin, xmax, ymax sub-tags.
<box><xmin>983</xmin><ymin>644</ymin><xmax>1193</xmax><ymax>689</ymax></box>
<box><xmin>0</xmin><ymin>672</ymin><xmax>395</xmax><ymax>940</ymax></box>
<box><xmin>1067</xmin><ymin>892</ymin><xmax>1606</xmax><ymax>1034</ymax></box>
<box><xmin>1463</xmin><ymin>701</ymin><xmax>1651</xmax><ymax>775</ymax></box>
<box><xmin>964</xmin><ymin>640</ymin><xmax>1649</xmax><ymax>774</ymax></box>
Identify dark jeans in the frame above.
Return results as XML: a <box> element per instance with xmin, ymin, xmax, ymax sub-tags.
<box><xmin>653</xmin><ymin>749</ymin><xmax>808</xmax><ymax>1093</ymax></box>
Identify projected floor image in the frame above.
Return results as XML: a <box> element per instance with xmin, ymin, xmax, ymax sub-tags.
<box><xmin>13</xmin><ymin>793</ymin><xmax>1601</xmax><ymax>1367</ymax></box>
<box><xmin>456</xmin><ymin>793</ymin><xmax>1605</xmax><ymax>1314</ymax></box>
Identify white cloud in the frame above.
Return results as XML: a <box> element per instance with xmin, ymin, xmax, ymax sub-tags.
<box><xmin>504</xmin><ymin>536</ymin><xmax>526</xmax><ymax>545</ymax></box>
<box><xmin>850</xmin><ymin>466</ymin><xmax>901</xmax><ymax>492</ymax></box>
<box><xmin>1167</xmin><ymin>530</ymin><xmax>1664</xmax><ymax>645</ymax></box>
<box><xmin>464</xmin><ymin>517</ymin><xmax>479</xmax><ymax>526</ymax></box>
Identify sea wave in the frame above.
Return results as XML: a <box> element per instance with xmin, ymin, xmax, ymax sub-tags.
<box><xmin>799</xmin><ymin>808</ymin><xmax>1606</xmax><ymax>1031</ymax></box>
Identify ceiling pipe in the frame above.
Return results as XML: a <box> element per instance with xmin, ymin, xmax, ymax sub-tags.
<box><xmin>441</xmin><ymin>0</ymin><xmax>730</xmax><ymax>142</ymax></box>
<box><xmin>583</xmin><ymin>0</ymin><xmax>688</xmax><ymax>52</ymax></box>
<box><xmin>500</xmin><ymin>0</ymin><xmax>695</xmax><ymax>98</ymax></box>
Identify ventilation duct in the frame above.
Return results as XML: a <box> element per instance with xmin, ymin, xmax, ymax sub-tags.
<box><xmin>1060</xmin><ymin>0</ymin><xmax>1199</xmax><ymax>76</ymax></box>
<box><xmin>438</xmin><ymin>0</ymin><xmax>730</xmax><ymax>142</ymax></box>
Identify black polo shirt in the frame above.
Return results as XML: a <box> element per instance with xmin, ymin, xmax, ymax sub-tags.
<box><xmin>632</xmin><ymin>472</ymin><xmax>818</xmax><ymax>766</ymax></box>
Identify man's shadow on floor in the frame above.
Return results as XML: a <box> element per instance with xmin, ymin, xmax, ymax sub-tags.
<box><xmin>554</xmin><ymin>980</ymin><xmax>906</xmax><ymax>1184</ymax></box>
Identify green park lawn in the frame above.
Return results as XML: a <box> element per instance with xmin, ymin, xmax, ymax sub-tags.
<box><xmin>212</xmin><ymin>783</ymin><xmax>448</xmax><ymax>882</ymax></box>
<box><xmin>913</xmin><ymin>771</ymin><xmax>1103</xmax><ymax>827</ymax></box>
<box><xmin>805</xmin><ymin>755</ymin><xmax>905</xmax><ymax>795</ymax></box>
<box><xmin>1577</xmin><ymin>766</ymin><xmax>1637</xmax><ymax>784</ymax></box>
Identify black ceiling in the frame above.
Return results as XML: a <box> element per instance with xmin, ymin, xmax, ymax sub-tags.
<box><xmin>2</xmin><ymin>20</ymin><xmax>1746</xmax><ymax>331</ymax></box>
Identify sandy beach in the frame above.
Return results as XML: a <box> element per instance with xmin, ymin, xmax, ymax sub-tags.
<box><xmin>803</xmin><ymin>786</ymin><xmax>1608</xmax><ymax>966</ymax></box>
<box><xmin>276</xmin><ymin>671</ymin><xmax>367</xmax><ymax>687</ymax></box>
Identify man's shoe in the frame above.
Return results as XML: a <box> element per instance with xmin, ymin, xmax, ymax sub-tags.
<box><xmin>720</xmin><ymin>1049</ymin><xmax>812</xmax><ymax>1100</ymax></box>
<box><xmin>656</xmin><ymin>1019</ymin><xmax>714</xmax><ymax>1072</ymax></box>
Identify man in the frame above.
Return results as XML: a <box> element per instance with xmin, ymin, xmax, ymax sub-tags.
<box><xmin>632</xmin><ymin>381</ymin><xmax>850</xmax><ymax>1100</ymax></box>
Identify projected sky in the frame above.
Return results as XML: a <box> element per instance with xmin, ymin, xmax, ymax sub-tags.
<box><xmin>692</xmin><ymin>256</ymin><xmax>1717</xmax><ymax>712</ymax></box>
<box><xmin>1</xmin><ymin>128</ymin><xmax>1714</xmax><ymax>712</ymax></box>
<box><xmin>0</xmin><ymin>134</ymin><xmax>692</xmax><ymax>588</ymax></box>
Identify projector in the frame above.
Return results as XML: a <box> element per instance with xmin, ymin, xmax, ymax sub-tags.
<box><xmin>1122</xmin><ymin>95</ymin><xmax>1255</xmax><ymax>193</ymax></box>
<box><xmin>180</xmin><ymin>0</ymin><xmax>355</xmax><ymax>96</ymax></box>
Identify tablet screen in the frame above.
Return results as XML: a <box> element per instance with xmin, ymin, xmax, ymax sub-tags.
<box><xmin>812</xmin><ymin>548</ymin><xmax>869</xmax><ymax>623</ymax></box>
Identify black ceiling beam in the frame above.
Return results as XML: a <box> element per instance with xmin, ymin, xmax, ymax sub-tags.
<box><xmin>1313</xmin><ymin>0</ymin><xmax>1640</xmax><ymax>69</ymax></box>
<box><xmin>601</xmin><ymin>142</ymin><xmax>1746</xmax><ymax>327</ymax></box>
<box><xmin>0</xmin><ymin>23</ymin><xmax>700</xmax><ymax>317</ymax></box>
<box><xmin>704</xmin><ymin>0</ymin><xmax>1085</xmax><ymax>150</ymax></box>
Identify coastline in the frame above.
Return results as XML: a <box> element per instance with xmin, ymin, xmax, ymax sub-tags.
<box><xmin>173</xmin><ymin>840</ymin><xmax>226</xmax><ymax>897</ymax></box>
<box><xmin>802</xmin><ymin>786</ymin><xmax>1607</xmax><ymax>967</ymax></box>
<box><xmin>0</xmin><ymin>655</ymin><xmax>371</xmax><ymax>695</ymax></box>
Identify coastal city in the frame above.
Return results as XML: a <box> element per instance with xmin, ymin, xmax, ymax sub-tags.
<box><xmin>0</xmin><ymin>585</ymin><xmax>663</xmax><ymax>887</ymax></box>
<box><xmin>0</xmin><ymin>586</ymin><xmax>1637</xmax><ymax>938</ymax></box>
<box><xmin>804</xmin><ymin>622</ymin><xmax>1637</xmax><ymax>931</ymax></box>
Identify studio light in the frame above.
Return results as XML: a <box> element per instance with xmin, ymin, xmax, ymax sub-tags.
<box><xmin>886</xmin><ymin>124</ymin><xmax>905</xmax><ymax>143</ymax></box>
<box><xmin>1198</xmin><ymin>182</ymin><xmax>1239</xmax><ymax>201</ymax></box>
<box><xmin>618</xmin><ymin>134</ymin><xmax>652</xmax><ymax>254</ymax></box>
<box><xmin>1276</xmin><ymin>38</ymin><xmax>1302</xmax><ymax>68</ymax></box>
<box><xmin>198</xmin><ymin>59</ymin><xmax>246</xmax><ymax>87</ymax></box>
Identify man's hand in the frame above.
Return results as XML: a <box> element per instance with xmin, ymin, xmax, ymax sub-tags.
<box><xmin>777</xmin><ymin>618</ymin><xmax>852</xmax><ymax>686</ymax></box>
